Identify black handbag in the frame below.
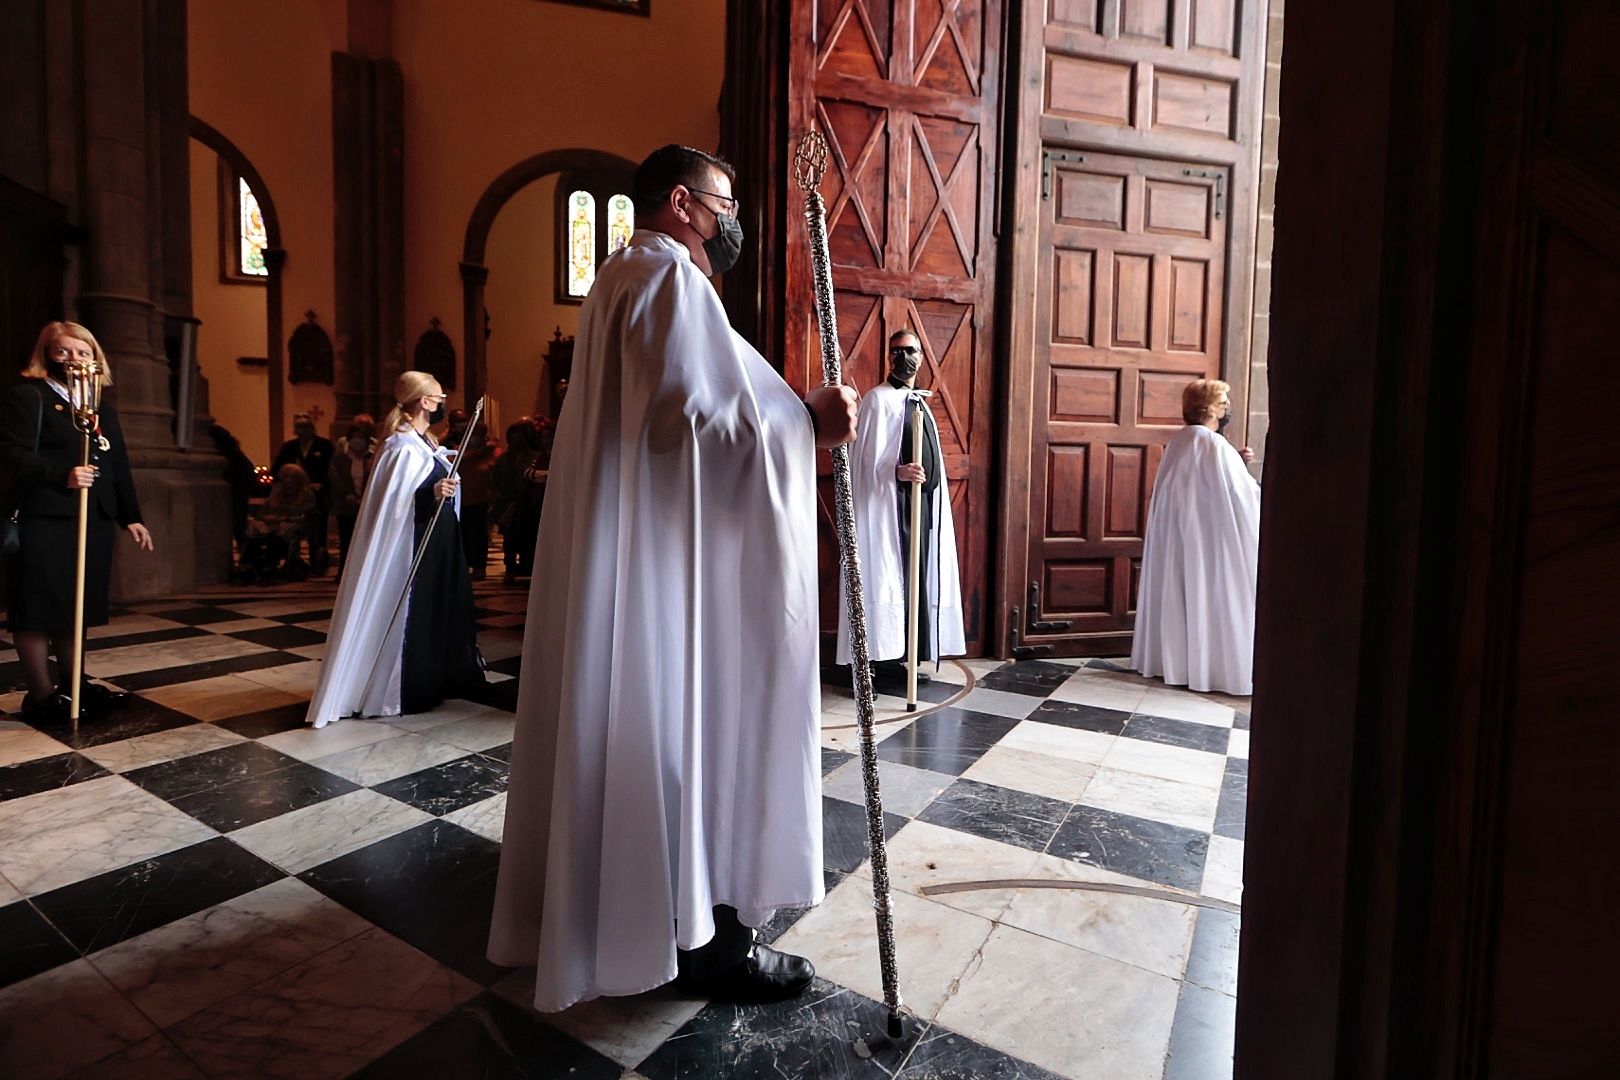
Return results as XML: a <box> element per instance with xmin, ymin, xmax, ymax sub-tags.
<box><xmin>1</xmin><ymin>387</ymin><xmax>45</xmax><ymax>556</ymax></box>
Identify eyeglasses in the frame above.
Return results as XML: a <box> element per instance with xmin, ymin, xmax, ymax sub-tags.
<box><xmin>687</xmin><ymin>187</ymin><xmax>741</xmax><ymax>218</ymax></box>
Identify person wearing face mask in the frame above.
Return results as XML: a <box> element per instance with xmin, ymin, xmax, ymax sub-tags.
<box><xmin>490</xmin><ymin>144</ymin><xmax>860</xmax><ymax>1013</ymax></box>
<box><xmin>327</xmin><ymin>423</ymin><xmax>375</xmax><ymax>571</ymax></box>
<box><xmin>836</xmin><ymin>329</ymin><xmax>965</xmax><ymax>687</ymax></box>
<box><xmin>1131</xmin><ymin>378</ymin><xmax>1262</xmax><ymax>695</ymax></box>
<box><xmin>304</xmin><ymin>370</ymin><xmax>485</xmax><ymax>727</ymax></box>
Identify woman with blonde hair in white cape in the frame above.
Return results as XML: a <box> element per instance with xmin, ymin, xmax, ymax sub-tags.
<box><xmin>305</xmin><ymin>371</ymin><xmax>485</xmax><ymax>727</ymax></box>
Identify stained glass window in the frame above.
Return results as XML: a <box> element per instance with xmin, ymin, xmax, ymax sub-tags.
<box><xmin>607</xmin><ymin>194</ymin><xmax>635</xmax><ymax>255</ymax></box>
<box><xmin>238</xmin><ymin>178</ymin><xmax>268</xmax><ymax>277</ymax></box>
<box><xmin>566</xmin><ymin>190</ymin><xmax>597</xmax><ymax>298</ymax></box>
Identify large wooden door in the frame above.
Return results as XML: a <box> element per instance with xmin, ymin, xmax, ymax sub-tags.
<box><xmin>786</xmin><ymin>0</ymin><xmax>1004</xmax><ymax>656</ymax></box>
<box><xmin>999</xmin><ymin>0</ymin><xmax>1267</xmax><ymax>657</ymax></box>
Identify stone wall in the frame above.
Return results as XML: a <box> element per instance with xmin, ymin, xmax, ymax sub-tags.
<box><xmin>1247</xmin><ymin>0</ymin><xmax>1284</xmax><ymax>479</ymax></box>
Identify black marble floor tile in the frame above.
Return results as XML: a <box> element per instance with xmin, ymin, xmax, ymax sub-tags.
<box><xmin>913</xmin><ymin>679</ymin><xmax>965</xmax><ymax>704</ymax></box>
<box><xmin>898</xmin><ymin>1023</ymin><xmax>1064</xmax><ymax>1079</ymax></box>
<box><xmin>1183</xmin><ymin>907</ymin><xmax>1241</xmax><ymax>996</ymax></box>
<box><xmin>467</xmin><ymin>678</ymin><xmax>520</xmax><ymax>713</ymax></box>
<box><xmin>486</xmin><ymin>654</ymin><xmax>522</xmax><ymax>677</ymax></box>
<box><xmin>128</xmin><ymin>741</ymin><xmax>357</xmax><ymax>831</ymax></box>
<box><xmin>1123</xmin><ymin>713</ymin><xmax>1231</xmax><ymax>755</ymax></box>
<box><xmin>1085</xmin><ymin>658</ymin><xmax>1132</xmax><ymax>673</ymax></box>
<box><xmin>1233</xmin><ymin>711</ymin><xmax>1251</xmax><ymax>730</ymax></box>
<box><xmin>822</xmin><ymin>796</ymin><xmax>908</xmax><ymax>874</ymax></box>
<box><xmin>110</xmin><ymin>649</ymin><xmax>305</xmax><ymax>692</ymax></box>
<box><xmin>1214</xmin><ymin>758</ymin><xmax>1247</xmax><ymax>841</ymax></box>
<box><xmin>637</xmin><ymin>978</ymin><xmax>923</xmax><ymax>1079</ymax></box>
<box><xmin>223</xmin><ymin>624</ymin><xmax>326</xmax><ymax>649</ymax></box>
<box><xmin>1049</xmin><ymin>804</ymin><xmax>1210</xmax><ymax>892</ymax></box>
<box><xmin>301</xmin><ymin>818</ymin><xmax>509</xmax><ymax>985</ymax></box>
<box><xmin>141</xmin><ymin>606</ymin><xmax>243</xmax><ymax>626</ymax></box>
<box><xmin>270</xmin><ymin>607</ymin><xmax>332</xmax><ymax>624</ymax></box>
<box><xmin>214</xmin><ymin>701</ymin><xmax>309</xmax><ymax>738</ymax></box>
<box><xmin>374</xmin><ymin>754</ymin><xmax>509</xmax><ymax>816</ymax></box>
<box><xmin>28</xmin><ymin>696</ymin><xmax>198</xmax><ymax>750</ymax></box>
<box><xmin>479</xmin><ymin>741</ymin><xmax>514</xmax><ymax>764</ymax></box>
<box><xmin>822</xmin><ymin>747</ymin><xmax>855</xmax><ymax>776</ymax></box>
<box><xmin>32</xmin><ymin>836</ymin><xmax>283</xmax><ymax>955</ymax></box>
<box><xmin>1026</xmin><ymin>699</ymin><xmax>1131</xmax><ymax>735</ymax></box>
<box><xmin>974</xmin><ymin>660</ymin><xmax>1074</xmax><ymax>697</ymax></box>
<box><xmin>756</xmin><ymin>869</ymin><xmax>845</xmax><ymax>946</ymax></box>
<box><xmin>916</xmin><ymin>778</ymin><xmax>1071</xmax><ymax>853</ymax></box>
<box><xmin>0</xmin><ymin>901</ymin><xmax>79</xmax><ymax>989</ymax></box>
<box><xmin>86</xmin><ymin>625</ymin><xmax>209</xmax><ymax>652</ymax></box>
<box><xmin>874</xmin><ymin>707</ymin><xmax>1019</xmax><ymax>776</ymax></box>
<box><xmin>1164</xmin><ymin>980</ymin><xmax>1237</xmax><ymax>1080</ymax></box>
<box><xmin>0</xmin><ymin>751</ymin><xmax>109</xmax><ymax>802</ymax></box>
<box><xmin>350</xmin><ymin>990</ymin><xmax>622</xmax><ymax>1080</ymax></box>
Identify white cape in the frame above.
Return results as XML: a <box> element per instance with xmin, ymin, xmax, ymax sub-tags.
<box><xmin>305</xmin><ymin>430</ymin><xmax>458</xmax><ymax>727</ymax></box>
<box><xmin>1131</xmin><ymin>424</ymin><xmax>1261</xmax><ymax>695</ymax></box>
<box><xmin>488</xmin><ymin>231</ymin><xmax>824</xmax><ymax>1012</ymax></box>
<box><xmin>836</xmin><ymin>384</ymin><xmax>965</xmax><ymax>665</ymax></box>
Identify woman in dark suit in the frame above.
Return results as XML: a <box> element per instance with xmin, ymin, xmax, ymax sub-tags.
<box><xmin>1</xmin><ymin>321</ymin><xmax>153</xmax><ymax>723</ymax></box>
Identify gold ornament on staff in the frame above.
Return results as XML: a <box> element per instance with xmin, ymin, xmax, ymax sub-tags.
<box><xmin>64</xmin><ymin>357</ymin><xmax>104</xmax><ymax>734</ymax></box>
<box><xmin>794</xmin><ymin>128</ymin><xmax>905</xmax><ymax>1040</ymax></box>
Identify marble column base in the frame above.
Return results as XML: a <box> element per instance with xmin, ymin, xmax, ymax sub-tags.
<box><xmin>112</xmin><ymin>451</ymin><xmax>234</xmax><ymax>600</ymax></box>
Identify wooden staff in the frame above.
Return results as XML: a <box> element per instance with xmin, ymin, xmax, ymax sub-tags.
<box><xmin>905</xmin><ymin>399</ymin><xmax>924</xmax><ymax>713</ymax></box>
<box><xmin>64</xmin><ymin>360</ymin><xmax>104</xmax><ymax>734</ymax></box>
<box><xmin>796</xmin><ymin>130</ymin><xmax>905</xmax><ymax>1039</ymax></box>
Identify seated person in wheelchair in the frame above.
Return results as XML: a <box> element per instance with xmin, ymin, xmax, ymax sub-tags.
<box><xmin>242</xmin><ymin>463</ymin><xmax>315</xmax><ymax>578</ymax></box>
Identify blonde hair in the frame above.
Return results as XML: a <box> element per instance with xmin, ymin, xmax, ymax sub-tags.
<box><xmin>1182</xmin><ymin>378</ymin><xmax>1230</xmax><ymax>425</ymax></box>
<box><xmin>24</xmin><ymin>321</ymin><xmax>114</xmax><ymax>387</ymax></box>
<box><xmin>381</xmin><ymin>370</ymin><xmax>443</xmax><ymax>439</ymax></box>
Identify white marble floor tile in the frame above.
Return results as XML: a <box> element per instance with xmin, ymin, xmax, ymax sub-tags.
<box><xmin>0</xmin><ymin>959</ymin><xmax>159</xmax><ymax>1080</ymax></box>
<box><xmin>474</xmin><ymin>595</ymin><xmax>530</xmax><ymax>613</ymax></box>
<box><xmin>0</xmin><ymin>720</ymin><xmax>71</xmax><ymax>767</ymax></box>
<box><xmin>997</xmin><ymin>852</ymin><xmax>1199</xmax><ymax>980</ymax></box>
<box><xmin>385</xmin><ymin>697</ymin><xmax>502</xmax><ymax>733</ymax></box>
<box><xmin>233</xmin><ymin>660</ymin><xmax>324</xmax><ymax>696</ymax></box>
<box><xmin>288</xmin><ymin>643</ymin><xmax>326</xmax><ymax>660</ymax></box>
<box><xmin>89</xmin><ymin>636</ymin><xmax>272</xmax><ymax>678</ymax></box>
<box><xmin>1046</xmin><ymin>673</ymin><xmax>1149</xmax><ymax>713</ymax></box>
<box><xmin>216</xmin><ymin>599</ymin><xmax>333</xmax><ymax>618</ymax></box>
<box><xmin>228</xmin><ymin>789</ymin><xmax>432</xmax><ymax>874</ymax></box>
<box><xmin>775</xmin><ymin>873</ymin><xmax>996</xmax><ymax>1020</ymax></box>
<box><xmin>86</xmin><ymin>615</ymin><xmax>188</xmax><ymax>639</ymax></box>
<box><xmin>936</xmin><ymin>923</ymin><xmax>1180</xmax><ymax>1080</ymax></box>
<box><xmin>962</xmin><ymin>744</ymin><xmax>1096</xmax><ymax>804</ymax></box>
<box><xmin>80</xmin><ymin>723</ymin><xmax>248</xmax><ymax>774</ymax></box>
<box><xmin>1201</xmin><ymin>835</ymin><xmax>1244</xmax><ymax>905</ymax></box>
<box><xmin>1101</xmin><ymin>738</ymin><xmax>1226</xmax><ymax>789</ymax></box>
<box><xmin>259</xmin><ymin>719</ymin><xmax>403</xmax><ymax>763</ymax></box>
<box><xmin>1136</xmin><ymin>688</ymin><xmax>1238</xmax><ymax>728</ymax></box>
<box><xmin>819</xmin><ymin>716</ymin><xmax>908</xmax><ymax>755</ymax></box>
<box><xmin>875</xmin><ymin>819</ymin><xmax>1044</xmax><ymax>921</ymax></box>
<box><xmin>1228</xmin><ymin>728</ymin><xmax>1250</xmax><ymax>759</ymax></box>
<box><xmin>478</xmin><ymin>635</ymin><xmax>525</xmax><ymax>662</ymax></box>
<box><xmin>66</xmin><ymin>1033</ymin><xmax>208</xmax><ymax>1079</ymax></box>
<box><xmin>89</xmin><ymin>877</ymin><xmax>374</xmax><ymax>1029</ymax></box>
<box><xmin>301</xmin><ymin>619</ymin><xmax>331</xmax><ymax>634</ymax></box>
<box><xmin>168</xmin><ymin>926</ymin><xmax>479</xmax><ymax>1080</ymax></box>
<box><xmin>0</xmin><ymin>690</ymin><xmax>25</xmax><ymax>716</ymax></box>
<box><xmin>0</xmin><ymin>870</ymin><xmax>21</xmax><ymax>906</ymax></box>
<box><xmin>494</xmin><ymin>971</ymin><xmax>704</xmax><ymax>1069</ymax></box>
<box><xmin>998</xmin><ymin>720</ymin><xmax>1116</xmax><ymax>765</ymax></box>
<box><xmin>929</xmin><ymin>660</ymin><xmax>973</xmax><ymax>686</ymax></box>
<box><xmin>956</xmin><ymin>687</ymin><xmax>1043</xmax><ymax>720</ymax></box>
<box><xmin>823</xmin><ymin>759</ymin><xmax>953</xmax><ymax>817</ymax></box>
<box><xmin>1081</xmin><ymin>766</ymin><xmax>1221</xmax><ymax>833</ymax></box>
<box><xmin>486</xmin><ymin>671</ymin><xmax>515</xmax><ymax>684</ymax></box>
<box><xmin>428</xmin><ymin>710</ymin><xmax>517</xmax><ymax>752</ymax></box>
<box><xmin>958</xmin><ymin>658</ymin><xmax>1007</xmax><ymax>677</ymax></box>
<box><xmin>204</xmin><ymin>618</ymin><xmax>283</xmax><ymax>634</ymax></box>
<box><xmin>0</xmin><ymin>775</ymin><xmax>216</xmax><ymax>896</ymax></box>
<box><xmin>139</xmin><ymin>675</ymin><xmax>305</xmax><ymax>722</ymax></box>
<box><xmin>308</xmin><ymin>731</ymin><xmax>467</xmax><ymax>786</ymax></box>
<box><xmin>441</xmin><ymin>792</ymin><xmax>507</xmax><ymax>844</ymax></box>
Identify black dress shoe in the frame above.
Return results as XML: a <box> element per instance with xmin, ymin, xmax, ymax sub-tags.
<box><xmin>19</xmin><ymin>692</ymin><xmax>73</xmax><ymax>725</ymax></box>
<box><xmin>677</xmin><ymin>945</ymin><xmax>816</xmax><ymax>1004</ymax></box>
<box><xmin>60</xmin><ymin>682</ymin><xmax>129</xmax><ymax>710</ymax></box>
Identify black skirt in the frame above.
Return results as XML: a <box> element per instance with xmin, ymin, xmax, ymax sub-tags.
<box><xmin>399</xmin><ymin>458</ymin><xmax>486</xmax><ymax>713</ymax></box>
<box><xmin>6</xmin><ymin>511</ymin><xmax>116</xmax><ymax>632</ymax></box>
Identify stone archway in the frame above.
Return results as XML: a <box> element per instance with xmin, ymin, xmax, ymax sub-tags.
<box><xmin>187</xmin><ymin>117</ymin><xmax>289</xmax><ymax>449</ymax></box>
<box><xmin>459</xmin><ymin>148</ymin><xmax>637</xmax><ymax>402</ymax></box>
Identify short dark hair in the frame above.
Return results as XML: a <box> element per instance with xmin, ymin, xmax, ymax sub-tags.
<box><xmin>889</xmin><ymin>329</ymin><xmax>920</xmax><ymax>346</ymax></box>
<box><xmin>633</xmin><ymin>145</ymin><xmax>736</xmax><ymax>217</ymax></box>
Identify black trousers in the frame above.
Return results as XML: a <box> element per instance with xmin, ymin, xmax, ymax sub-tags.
<box><xmin>461</xmin><ymin>502</ymin><xmax>490</xmax><ymax>572</ymax></box>
<box><xmin>676</xmin><ymin>905</ymin><xmax>753</xmax><ymax>978</ymax></box>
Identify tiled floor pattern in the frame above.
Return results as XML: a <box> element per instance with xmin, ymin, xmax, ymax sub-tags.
<box><xmin>0</xmin><ymin>577</ymin><xmax>1246</xmax><ymax>1079</ymax></box>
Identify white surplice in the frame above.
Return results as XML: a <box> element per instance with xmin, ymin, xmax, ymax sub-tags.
<box><xmin>487</xmin><ymin>231</ymin><xmax>824</xmax><ymax>1012</ymax></box>
<box><xmin>1131</xmin><ymin>424</ymin><xmax>1262</xmax><ymax>695</ymax></box>
<box><xmin>835</xmin><ymin>384</ymin><xmax>965</xmax><ymax>666</ymax></box>
<box><xmin>305</xmin><ymin>430</ymin><xmax>457</xmax><ymax>727</ymax></box>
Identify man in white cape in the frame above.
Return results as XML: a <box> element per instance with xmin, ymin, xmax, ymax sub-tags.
<box><xmin>836</xmin><ymin>329</ymin><xmax>965</xmax><ymax>682</ymax></box>
<box><xmin>1132</xmin><ymin>378</ymin><xmax>1261</xmax><ymax>695</ymax></box>
<box><xmin>488</xmin><ymin>145</ymin><xmax>859</xmax><ymax>1012</ymax></box>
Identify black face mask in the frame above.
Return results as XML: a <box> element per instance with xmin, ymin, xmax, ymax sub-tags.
<box><xmin>426</xmin><ymin>405</ymin><xmax>445</xmax><ymax>425</ymax></box>
<box><xmin>890</xmin><ymin>346</ymin><xmax>921</xmax><ymax>382</ymax></box>
<box><xmin>1216</xmin><ymin>410</ymin><xmax>1232</xmax><ymax>431</ymax></box>
<box><xmin>698</xmin><ymin>209</ymin><xmax>744</xmax><ymax>276</ymax></box>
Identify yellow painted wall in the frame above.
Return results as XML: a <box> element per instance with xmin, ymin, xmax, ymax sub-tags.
<box><xmin>188</xmin><ymin>0</ymin><xmax>345</xmax><ymax>459</ymax></box>
<box><xmin>392</xmin><ymin>0</ymin><xmax>725</xmax><ymax>419</ymax></box>
<box><xmin>188</xmin><ymin>141</ymin><xmax>270</xmax><ymax>462</ymax></box>
<box><xmin>483</xmin><ymin>173</ymin><xmax>577</xmax><ymax>430</ymax></box>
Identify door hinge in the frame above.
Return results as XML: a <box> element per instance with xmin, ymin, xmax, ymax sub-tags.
<box><xmin>1027</xmin><ymin>581</ymin><xmax>1073</xmax><ymax>633</ymax></box>
<box><xmin>1181</xmin><ymin>169</ymin><xmax>1226</xmax><ymax>219</ymax></box>
<box><xmin>1042</xmin><ymin>149</ymin><xmax>1086</xmax><ymax>201</ymax></box>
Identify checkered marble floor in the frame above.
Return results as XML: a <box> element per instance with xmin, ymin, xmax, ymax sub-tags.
<box><xmin>0</xmin><ymin>578</ymin><xmax>1245</xmax><ymax>1080</ymax></box>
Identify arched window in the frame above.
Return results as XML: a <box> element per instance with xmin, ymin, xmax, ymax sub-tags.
<box><xmin>219</xmin><ymin>161</ymin><xmax>268</xmax><ymax>285</ymax></box>
<box><xmin>556</xmin><ymin>165</ymin><xmax>636</xmax><ymax>303</ymax></box>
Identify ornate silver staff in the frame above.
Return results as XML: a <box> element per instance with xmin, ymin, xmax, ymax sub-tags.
<box><xmin>64</xmin><ymin>357</ymin><xmax>105</xmax><ymax>733</ymax></box>
<box><xmin>796</xmin><ymin>130</ymin><xmax>904</xmax><ymax>1038</ymax></box>
<box><xmin>904</xmin><ymin>391</ymin><xmax>932</xmax><ymax>714</ymax></box>
<box><xmin>358</xmin><ymin>396</ymin><xmax>485</xmax><ymax>709</ymax></box>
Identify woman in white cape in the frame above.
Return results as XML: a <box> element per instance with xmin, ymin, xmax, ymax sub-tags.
<box><xmin>305</xmin><ymin>370</ymin><xmax>486</xmax><ymax>727</ymax></box>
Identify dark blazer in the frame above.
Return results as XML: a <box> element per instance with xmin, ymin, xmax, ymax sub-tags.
<box><xmin>327</xmin><ymin>447</ymin><xmax>373</xmax><ymax>515</ymax></box>
<box><xmin>0</xmin><ymin>379</ymin><xmax>142</xmax><ymax>524</ymax></box>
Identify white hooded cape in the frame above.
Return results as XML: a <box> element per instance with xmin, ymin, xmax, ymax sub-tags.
<box><xmin>1131</xmin><ymin>424</ymin><xmax>1261</xmax><ymax>695</ymax></box>
<box><xmin>835</xmin><ymin>384</ymin><xmax>965</xmax><ymax>665</ymax></box>
<box><xmin>487</xmin><ymin>231</ymin><xmax>824</xmax><ymax>1012</ymax></box>
<box><xmin>305</xmin><ymin>430</ymin><xmax>458</xmax><ymax>727</ymax></box>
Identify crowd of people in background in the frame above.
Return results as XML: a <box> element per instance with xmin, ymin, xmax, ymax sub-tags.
<box><xmin>207</xmin><ymin>405</ymin><xmax>558</xmax><ymax>586</ymax></box>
